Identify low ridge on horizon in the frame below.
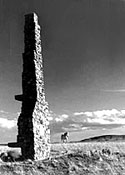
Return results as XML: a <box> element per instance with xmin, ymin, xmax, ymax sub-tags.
<box><xmin>79</xmin><ymin>134</ymin><xmax>125</xmax><ymax>143</ymax></box>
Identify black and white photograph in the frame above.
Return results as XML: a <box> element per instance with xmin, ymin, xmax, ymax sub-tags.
<box><xmin>0</xmin><ymin>0</ymin><xmax>125</xmax><ymax>174</ymax></box>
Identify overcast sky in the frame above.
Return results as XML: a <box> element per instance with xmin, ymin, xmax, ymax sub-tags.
<box><xmin>1</xmin><ymin>0</ymin><xmax>125</xmax><ymax>143</ymax></box>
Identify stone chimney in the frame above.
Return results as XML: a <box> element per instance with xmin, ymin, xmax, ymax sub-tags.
<box><xmin>8</xmin><ymin>13</ymin><xmax>50</xmax><ymax>160</ymax></box>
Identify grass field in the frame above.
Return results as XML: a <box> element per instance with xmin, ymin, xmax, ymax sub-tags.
<box><xmin>51</xmin><ymin>142</ymin><xmax>125</xmax><ymax>157</ymax></box>
<box><xmin>0</xmin><ymin>142</ymin><xmax>125</xmax><ymax>174</ymax></box>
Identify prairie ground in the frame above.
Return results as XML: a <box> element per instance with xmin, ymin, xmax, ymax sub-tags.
<box><xmin>51</xmin><ymin>142</ymin><xmax>125</xmax><ymax>157</ymax></box>
<box><xmin>0</xmin><ymin>142</ymin><xmax>125</xmax><ymax>174</ymax></box>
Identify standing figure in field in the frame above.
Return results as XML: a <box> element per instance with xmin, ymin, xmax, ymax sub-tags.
<box><xmin>61</xmin><ymin>132</ymin><xmax>69</xmax><ymax>143</ymax></box>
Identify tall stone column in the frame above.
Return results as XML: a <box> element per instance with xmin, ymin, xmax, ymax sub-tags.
<box><xmin>13</xmin><ymin>13</ymin><xmax>50</xmax><ymax>160</ymax></box>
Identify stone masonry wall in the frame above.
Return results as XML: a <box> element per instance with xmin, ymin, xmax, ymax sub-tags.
<box><xmin>17</xmin><ymin>13</ymin><xmax>50</xmax><ymax>160</ymax></box>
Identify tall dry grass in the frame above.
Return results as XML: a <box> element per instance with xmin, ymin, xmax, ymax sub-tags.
<box><xmin>0</xmin><ymin>142</ymin><xmax>125</xmax><ymax>174</ymax></box>
<box><xmin>50</xmin><ymin>142</ymin><xmax>125</xmax><ymax>157</ymax></box>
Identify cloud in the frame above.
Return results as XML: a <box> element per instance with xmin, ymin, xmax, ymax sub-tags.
<box><xmin>81</xmin><ymin>127</ymin><xmax>89</xmax><ymax>130</ymax></box>
<box><xmin>69</xmin><ymin>124</ymin><xmax>82</xmax><ymax>128</ymax></box>
<box><xmin>0</xmin><ymin>110</ymin><xmax>18</xmax><ymax>129</ymax></box>
<box><xmin>55</xmin><ymin>114</ymin><xmax>69</xmax><ymax>122</ymax></box>
<box><xmin>48</xmin><ymin>116</ymin><xmax>53</xmax><ymax>121</ymax></box>
<box><xmin>0</xmin><ymin>110</ymin><xmax>9</xmax><ymax>114</ymax></box>
<box><xmin>0</xmin><ymin>118</ymin><xmax>16</xmax><ymax>129</ymax></box>
<box><xmin>74</xmin><ymin>109</ymin><xmax>125</xmax><ymax>125</ymax></box>
<box><xmin>55</xmin><ymin>118</ymin><xmax>63</xmax><ymax>122</ymax></box>
<box><xmin>102</xmin><ymin>89</ymin><xmax>125</xmax><ymax>92</ymax></box>
<box><xmin>50</xmin><ymin>108</ymin><xmax>125</xmax><ymax>135</ymax></box>
<box><xmin>49</xmin><ymin>109</ymin><xmax>125</xmax><ymax>142</ymax></box>
<box><xmin>61</xmin><ymin>124</ymin><xmax>89</xmax><ymax>132</ymax></box>
<box><xmin>49</xmin><ymin>109</ymin><xmax>125</xmax><ymax>126</ymax></box>
<box><xmin>0</xmin><ymin>110</ymin><xmax>19</xmax><ymax>120</ymax></box>
<box><xmin>84</xmin><ymin>112</ymin><xmax>93</xmax><ymax>117</ymax></box>
<box><xmin>74</xmin><ymin>112</ymin><xmax>84</xmax><ymax>116</ymax></box>
<box><xmin>61</xmin><ymin>114</ymin><xmax>69</xmax><ymax>118</ymax></box>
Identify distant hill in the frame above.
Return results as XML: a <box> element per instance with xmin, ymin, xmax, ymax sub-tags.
<box><xmin>79</xmin><ymin>135</ymin><xmax>125</xmax><ymax>142</ymax></box>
